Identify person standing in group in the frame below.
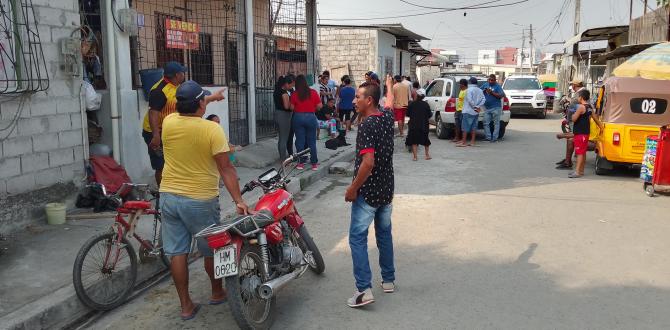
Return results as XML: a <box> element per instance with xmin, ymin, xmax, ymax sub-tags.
<box><xmin>556</xmin><ymin>79</ymin><xmax>586</xmax><ymax>170</ymax></box>
<box><xmin>452</xmin><ymin>79</ymin><xmax>468</xmax><ymax>143</ymax></box>
<box><xmin>141</xmin><ymin>62</ymin><xmax>186</xmax><ymax>186</ymax></box>
<box><xmin>403</xmin><ymin>76</ymin><xmax>413</xmax><ymax>104</ymax></box>
<box><xmin>457</xmin><ymin>77</ymin><xmax>486</xmax><ymax>147</ymax></box>
<box><xmin>392</xmin><ymin>75</ymin><xmax>410</xmax><ymax>137</ymax></box>
<box><xmin>405</xmin><ymin>89</ymin><xmax>432</xmax><ymax>161</ymax></box>
<box><xmin>338</xmin><ymin>77</ymin><xmax>356</xmax><ymax>131</ymax></box>
<box><xmin>160</xmin><ymin>80</ymin><xmax>249</xmax><ymax>321</ymax></box>
<box><xmin>480</xmin><ymin>74</ymin><xmax>505</xmax><ymax>142</ymax></box>
<box><xmin>319</xmin><ymin>74</ymin><xmax>334</xmax><ymax>106</ymax></box>
<box><xmin>345</xmin><ymin>81</ymin><xmax>395</xmax><ymax>308</ymax></box>
<box><xmin>289</xmin><ymin>75</ymin><xmax>322</xmax><ymax>170</ymax></box>
<box><xmin>568</xmin><ymin>89</ymin><xmax>603</xmax><ymax>178</ymax></box>
<box><xmin>274</xmin><ymin>75</ymin><xmax>295</xmax><ymax>161</ymax></box>
<box><xmin>411</xmin><ymin>81</ymin><xmax>421</xmax><ymax>101</ymax></box>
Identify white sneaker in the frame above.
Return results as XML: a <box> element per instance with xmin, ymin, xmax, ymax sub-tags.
<box><xmin>346</xmin><ymin>288</ymin><xmax>374</xmax><ymax>308</ymax></box>
<box><xmin>381</xmin><ymin>281</ymin><xmax>395</xmax><ymax>293</ymax></box>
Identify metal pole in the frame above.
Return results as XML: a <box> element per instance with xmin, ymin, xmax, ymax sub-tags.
<box><xmin>630</xmin><ymin>0</ymin><xmax>634</xmax><ymax>20</ymax></box>
<box><xmin>105</xmin><ymin>0</ymin><xmax>120</xmax><ymax>163</ymax></box>
<box><xmin>644</xmin><ymin>0</ymin><xmax>648</xmax><ymax>14</ymax></box>
<box><xmin>520</xmin><ymin>28</ymin><xmax>525</xmax><ymax>73</ymax></box>
<box><xmin>529</xmin><ymin>24</ymin><xmax>534</xmax><ymax>73</ymax></box>
<box><xmin>245</xmin><ymin>0</ymin><xmax>256</xmax><ymax>144</ymax></box>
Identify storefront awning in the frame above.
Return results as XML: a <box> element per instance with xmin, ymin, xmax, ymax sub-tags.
<box><xmin>599</xmin><ymin>42</ymin><xmax>660</xmax><ymax>60</ymax></box>
<box><xmin>564</xmin><ymin>25</ymin><xmax>629</xmax><ymax>49</ymax></box>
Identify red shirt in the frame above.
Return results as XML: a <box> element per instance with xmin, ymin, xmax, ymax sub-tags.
<box><xmin>290</xmin><ymin>89</ymin><xmax>321</xmax><ymax>113</ymax></box>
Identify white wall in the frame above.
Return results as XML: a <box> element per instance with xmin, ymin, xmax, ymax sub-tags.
<box><xmin>478</xmin><ymin>50</ymin><xmax>496</xmax><ymax>65</ymax></box>
<box><xmin>376</xmin><ymin>30</ymin><xmax>397</xmax><ymax>77</ymax></box>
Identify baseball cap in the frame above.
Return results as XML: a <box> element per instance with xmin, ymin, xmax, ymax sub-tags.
<box><xmin>468</xmin><ymin>77</ymin><xmax>478</xmax><ymax>85</ymax></box>
<box><xmin>570</xmin><ymin>78</ymin><xmax>583</xmax><ymax>85</ymax></box>
<box><xmin>164</xmin><ymin>61</ymin><xmax>187</xmax><ymax>76</ymax></box>
<box><xmin>416</xmin><ymin>88</ymin><xmax>426</xmax><ymax>97</ymax></box>
<box><xmin>176</xmin><ymin>80</ymin><xmax>211</xmax><ymax>104</ymax></box>
<box><xmin>370</xmin><ymin>72</ymin><xmax>380</xmax><ymax>82</ymax></box>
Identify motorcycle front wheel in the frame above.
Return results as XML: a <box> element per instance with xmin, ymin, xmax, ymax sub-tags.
<box><xmin>226</xmin><ymin>244</ymin><xmax>276</xmax><ymax>330</ymax></box>
<box><xmin>296</xmin><ymin>225</ymin><xmax>325</xmax><ymax>274</ymax></box>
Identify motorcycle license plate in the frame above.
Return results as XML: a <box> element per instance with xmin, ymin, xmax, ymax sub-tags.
<box><xmin>214</xmin><ymin>245</ymin><xmax>238</xmax><ymax>278</ymax></box>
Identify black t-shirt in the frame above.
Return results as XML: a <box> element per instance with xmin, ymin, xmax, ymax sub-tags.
<box><xmin>354</xmin><ymin>111</ymin><xmax>395</xmax><ymax>207</ymax></box>
<box><xmin>274</xmin><ymin>89</ymin><xmax>289</xmax><ymax>111</ymax></box>
<box><xmin>573</xmin><ymin>104</ymin><xmax>592</xmax><ymax>135</ymax></box>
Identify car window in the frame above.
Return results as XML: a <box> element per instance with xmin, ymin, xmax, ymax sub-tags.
<box><xmin>427</xmin><ymin>80</ymin><xmax>444</xmax><ymax>97</ymax></box>
<box><xmin>503</xmin><ymin>78</ymin><xmax>541</xmax><ymax>90</ymax></box>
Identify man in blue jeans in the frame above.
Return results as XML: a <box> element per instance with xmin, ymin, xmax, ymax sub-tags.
<box><xmin>345</xmin><ymin>81</ymin><xmax>395</xmax><ymax>308</ymax></box>
<box><xmin>480</xmin><ymin>74</ymin><xmax>505</xmax><ymax>142</ymax></box>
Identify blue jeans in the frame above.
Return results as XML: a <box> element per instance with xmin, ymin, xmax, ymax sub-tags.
<box><xmin>160</xmin><ymin>192</ymin><xmax>220</xmax><ymax>257</ymax></box>
<box><xmin>484</xmin><ymin>107</ymin><xmax>502</xmax><ymax>141</ymax></box>
<box><xmin>349</xmin><ymin>196</ymin><xmax>395</xmax><ymax>292</ymax></box>
<box><xmin>292</xmin><ymin>112</ymin><xmax>318</xmax><ymax>164</ymax></box>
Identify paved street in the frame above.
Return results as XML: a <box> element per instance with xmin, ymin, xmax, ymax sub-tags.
<box><xmin>89</xmin><ymin>115</ymin><xmax>670</xmax><ymax>330</ymax></box>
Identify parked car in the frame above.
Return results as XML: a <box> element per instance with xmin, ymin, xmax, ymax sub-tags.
<box><xmin>426</xmin><ymin>74</ymin><xmax>511</xmax><ymax>140</ymax></box>
<box><xmin>501</xmin><ymin>75</ymin><xmax>547</xmax><ymax>118</ymax></box>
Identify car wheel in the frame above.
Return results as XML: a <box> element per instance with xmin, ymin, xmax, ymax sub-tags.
<box><xmin>435</xmin><ymin>114</ymin><xmax>452</xmax><ymax>139</ymax></box>
<box><xmin>498</xmin><ymin>121</ymin><xmax>507</xmax><ymax>139</ymax></box>
<box><xmin>595</xmin><ymin>155</ymin><xmax>610</xmax><ymax>176</ymax></box>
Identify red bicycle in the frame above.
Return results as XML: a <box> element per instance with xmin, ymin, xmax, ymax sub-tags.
<box><xmin>72</xmin><ymin>183</ymin><xmax>170</xmax><ymax>311</ymax></box>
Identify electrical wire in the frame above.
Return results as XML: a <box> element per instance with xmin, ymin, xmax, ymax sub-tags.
<box><xmin>398</xmin><ymin>0</ymin><xmax>506</xmax><ymax>10</ymax></box>
<box><xmin>110</xmin><ymin>0</ymin><xmax>125</xmax><ymax>32</ymax></box>
<box><xmin>319</xmin><ymin>0</ymin><xmax>529</xmax><ymax>21</ymax></box>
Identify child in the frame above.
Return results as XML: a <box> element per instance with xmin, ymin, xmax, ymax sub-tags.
<box><xmin>405</xmin><ymin>89</ymin><xmax>432</xmax><ymax>161</ymax></box>
<box><xmin>569</xmin><ymin>89</ymin><xmax>603</xmax><ymax>178</ymax></box>
<box><xmin>316</xmin><ymin>98</ymin><xmax>338</xmax><ymax>139</ymax></box>
<box><xmin>206</xmin><ymin>114</ymin><xmax>241</xmax><ymax>162</ymax></box>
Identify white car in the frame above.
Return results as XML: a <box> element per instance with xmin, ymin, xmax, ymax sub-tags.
<box><xmin>501</xmin><ymin>75</ymin><xmax>547</xmax><ymax>118</ymax></box>
<box><xmin>425</xmin><ymin>74</ymin><xmax>511</xmax><ymax>140</ymax></box>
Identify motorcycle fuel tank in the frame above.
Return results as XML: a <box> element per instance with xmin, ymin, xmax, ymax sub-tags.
<box><xmin>254</xmin><ymin>189</ymin><xmax>295</xmax><ymax>220</ymax></box>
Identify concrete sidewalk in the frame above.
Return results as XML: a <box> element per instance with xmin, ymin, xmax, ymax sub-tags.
<box><xmin>0</xmin><ymin>133</ymin><xmax>356</xmax><ymax>330</ymax></box>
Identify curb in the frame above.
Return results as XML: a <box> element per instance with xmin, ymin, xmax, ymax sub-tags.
<box><xmin>0</xmin><ymin>147</ymin><xmax>356</xmax><ymax>330</ymax></box>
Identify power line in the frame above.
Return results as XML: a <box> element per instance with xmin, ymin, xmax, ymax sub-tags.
<box><xmin>319</xmin><ymin>0</ymin><xmax>529</xmax><ymax>21</ymax></box>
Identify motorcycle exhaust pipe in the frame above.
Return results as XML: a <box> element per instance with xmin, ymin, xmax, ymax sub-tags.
<box><xmin>258</xmin><ymin>268</ymin><xmax>303</xmax><ymax>299</ymax></box>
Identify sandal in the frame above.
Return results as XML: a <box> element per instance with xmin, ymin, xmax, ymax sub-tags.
<box><xmin>180</xmin><ymin>303</ymin><xmax>202</xmax><ymax>321</ymax></box>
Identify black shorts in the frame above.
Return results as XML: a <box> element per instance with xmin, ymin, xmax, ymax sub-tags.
<box><xmin>142</xmin><ymin>130</ymin><xmax>164</xmax><ymax>170</ymax></box>
<box><xmin>339</xmin><ymin>109</ymin><xmax>353</xmax><ymax>121</ymax></box>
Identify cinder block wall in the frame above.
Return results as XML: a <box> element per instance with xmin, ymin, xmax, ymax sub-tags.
<box><xmin>0</xmin><ymin>0</ymin><xmax>85</xmax><ymax>234</ymax></box>
<box><xmin>318</xmin><ymin>27</ymin><xmax>376</xmax><ymax>86</ymax></box>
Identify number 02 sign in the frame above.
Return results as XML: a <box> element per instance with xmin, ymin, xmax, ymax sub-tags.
<box><xmin>630</xmin><ymin>98</ymin><xmax>667</xmax><ymax>115</ymax></box>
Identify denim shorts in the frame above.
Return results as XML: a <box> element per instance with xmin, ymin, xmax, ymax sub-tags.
<box><xmin>454</xmin><ymin>111</ymin><xmax>463</xmax><ymax>128</ymax></box>
<box><xmin>461</xmin><ymin>113</ymin><xmax>479</xmax><ymax>133</ymax></box>
<box><xmin>142</xmin><ymin>130</ymin><xmax>164</xmax><ymax>170</ymax></box>
<box><xmin>160</xmin><ymin>192</ymin><xmax>220</xmax><ymax>257</ymax></box>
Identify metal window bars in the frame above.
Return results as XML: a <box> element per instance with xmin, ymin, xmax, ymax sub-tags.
<box><xmin>0</xmin><ymin>0</ymin><xmax>49</xmax><ymax>94</ymax></box>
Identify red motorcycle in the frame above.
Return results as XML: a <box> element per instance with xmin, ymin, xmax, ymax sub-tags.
<box><xmin>195</xmin><ymin>148</ymin><xmax>324</xmax><ymax>330</ymax></box>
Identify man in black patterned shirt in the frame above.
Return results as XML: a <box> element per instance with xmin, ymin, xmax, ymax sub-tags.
<box><xmin>345</xmin><ymin>82</ymin><xmax>395</xmax><ymax>308</ymax></box>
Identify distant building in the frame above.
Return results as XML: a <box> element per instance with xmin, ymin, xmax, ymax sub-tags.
<box><xmin>478</xmin><ymin>50</ymin><xmax>496</xmax><ymax>65</ymax></box>
<box><xmin>496</xmin><ymin>47</ymin><xmax>517</xmax><ymax>65</ymax></box>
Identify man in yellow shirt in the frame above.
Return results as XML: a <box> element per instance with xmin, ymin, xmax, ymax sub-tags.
<box><xmin>453</xmin><ymin>79</ymin><xmax>468</xmax><ymax>143</ymax></box>
<box><xmin>160</xmin><ymin>80</ymin><xmax>249</xmax><ymax>321</ymax></box>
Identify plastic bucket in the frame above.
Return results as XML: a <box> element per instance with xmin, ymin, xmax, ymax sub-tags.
<box><xmin>45</xmin><ymin>203</ymin><xmax>66</xmax><ymax>225</ymax></box>
<box><xmin>139</xmin><ymin>68</ymin><xmax>164</xmax><ymax>101</ymax></box>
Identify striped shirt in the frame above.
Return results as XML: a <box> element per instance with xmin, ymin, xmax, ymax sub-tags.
<box><xmin>142</xmin><ymin>78</ymin><xmax>178</xmax><ymax>133</ymax></box>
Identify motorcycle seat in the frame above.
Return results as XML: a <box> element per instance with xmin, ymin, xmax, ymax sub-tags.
<box><xmin>221</xmin><ymin>210</ymin><xmax>275</xmax><ymax>235</ymax></box>
<box><xmin>122</xmin><ymin>200</ymin><xmax>152</xmax><ymax>210</ymax></box>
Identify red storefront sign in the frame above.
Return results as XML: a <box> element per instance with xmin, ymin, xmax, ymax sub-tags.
<box><xmin>165</xmin><ymin>19</ymin><xmax>200</xmax><ymax>50</ymax></box>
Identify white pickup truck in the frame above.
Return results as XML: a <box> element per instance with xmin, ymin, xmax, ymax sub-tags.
<box><xmin>426</xmin><ymin>74</ymin><xmax>511</xmax><ymax>140</ymax></box>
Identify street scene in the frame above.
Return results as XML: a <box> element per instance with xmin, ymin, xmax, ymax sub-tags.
<box><xmin>1</xmin><ymin>0</ymin><xmax>670</xmax><ymax>330</ymax></box>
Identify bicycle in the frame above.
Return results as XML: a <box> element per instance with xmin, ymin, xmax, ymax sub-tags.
<box><xmin>72</xmin><ymin>183</ymin><xmax>170</xmax><ymax>311</ymax></box>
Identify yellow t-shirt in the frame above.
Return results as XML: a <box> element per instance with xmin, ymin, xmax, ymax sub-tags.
<box><xmin>456</xmin><ymin>89</ymin><xmax>466</xmax><ymax>112</ymax></box>
<box><xmin>142</xmin><ymin>78</ymin><xmax>178</xmax><ymax>133</ymax></box>
<box><xmin>159</xmin><ymin>114</ymin><xmax>230</xmax><ymax>200</ymax></box>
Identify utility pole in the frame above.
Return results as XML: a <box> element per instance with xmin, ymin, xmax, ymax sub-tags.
<box><xmin>630</xmin><ymin>0</ymin><xmax>634</xmax><ymax>20</ymax></box>
<box><xmin>572</xmin><ymin>0</ymin><xmax>581</xmax><ymax>78</ymax></box>
<box><xmin>519</xmin><ymin>28</ymin><xmax>525</xmax><ymax>73</ymax></box>
<box><xmin>529</xmin><ymin>24</ymin><xmax>534</xmax><ymax>73</ymax></box>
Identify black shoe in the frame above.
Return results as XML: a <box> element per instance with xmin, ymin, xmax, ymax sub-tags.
<box><xmin>556</xmin><ymin>163</ymin><xmax>573</xmax><ymax>170</ymax></box>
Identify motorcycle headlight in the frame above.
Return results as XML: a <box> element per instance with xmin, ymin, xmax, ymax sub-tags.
<box><xmin>536</xmin><ymin>92</ymin><xmax>546</xmax><ymax>101</ymax></box>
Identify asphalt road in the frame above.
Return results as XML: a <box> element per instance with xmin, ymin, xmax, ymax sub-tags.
<box><xmin>88</xmin><ymin>115</ymin><xmax>670</xmax><ymax>330</ymax></box>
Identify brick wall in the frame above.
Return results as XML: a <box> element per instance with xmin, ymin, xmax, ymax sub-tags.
<box><xmin>318</xmin><ymin>27</ymin><xmax>376</xmax><ymax>86</ymax></box>
<box><xmin>0</xmin><ymin>0</ymin><xmax>84</xmax><ymax>233</ymax></box>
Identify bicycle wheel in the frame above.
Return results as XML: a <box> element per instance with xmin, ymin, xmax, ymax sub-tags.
<box><xmin>73</xmin><ymin>232</ymin><xmax>138</xmax><ymax>311</ymax></box>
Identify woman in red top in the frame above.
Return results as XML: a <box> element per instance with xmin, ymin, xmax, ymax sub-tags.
<box><xmin>290</xmin><ymin>75</ymin><xmax>323</xmax><ymax>170</ymax></box>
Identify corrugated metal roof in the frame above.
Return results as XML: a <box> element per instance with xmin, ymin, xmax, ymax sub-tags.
<box><xmin>564</xmin><ymin>25</ymin><xmax>629</xmax><ymax>49</ymax></box>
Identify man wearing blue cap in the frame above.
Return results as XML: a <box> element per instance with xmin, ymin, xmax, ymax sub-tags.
<box><xmin>159</xmin><ymin>80</ymin><xmax>248</xmax><ymax>321</ymax></box>
<box><xmin>142</xmin><ymin>62</ymin><xmax>222</xmax><ymax>185</ymax></box>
